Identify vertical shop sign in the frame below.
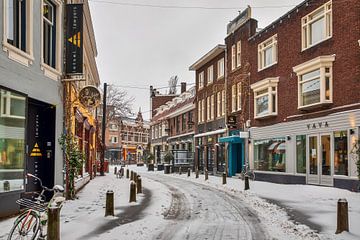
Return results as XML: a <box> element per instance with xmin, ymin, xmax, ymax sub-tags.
<box><xmin>65</xmin><ymin>4</ymin><xmax>83</xmax><ymax>74</ymax></box>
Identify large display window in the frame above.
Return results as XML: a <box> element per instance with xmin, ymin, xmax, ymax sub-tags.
<box><xmin>0</xmin><ymin>88</ymin><xmax>26</xmax><ymax>192</ymax></box>
<box><xmin>334</xmin><ymin>131</ymin><xmax>348</xmax><ymax>176</ymax></box>
<box><xmin>296</xmin><ymin>135</ymin><xmax>306</xmax><ymax>174</ymax></box>
<box><xmin>254</xmin><ymin>138</ymin><xmax>286</xmax><ymax>172</ymax></box>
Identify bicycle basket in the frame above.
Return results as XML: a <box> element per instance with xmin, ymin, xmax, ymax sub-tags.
<box><xmin>16</xmin><ymin>198</ymin><xmax>47</xmax><ymax>212</ymax></box>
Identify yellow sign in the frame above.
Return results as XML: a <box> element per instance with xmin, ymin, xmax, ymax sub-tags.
<box><xmin>30</xmin><ymin>143</ymin><xmax>42</xmax><ymax>157</ymax></box>
<box><xmin>68</xmin><ymin>32</ymin><xmax>81</xmax><ymax>48</ymax></box>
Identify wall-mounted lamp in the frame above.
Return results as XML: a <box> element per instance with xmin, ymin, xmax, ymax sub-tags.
<box><xmin>248</xmin><ymin>139</ymin><xmax>251</xmax><ymax>144</ymax></box>
<box><xmin>350</xmin><ymin>129</ymin><xmax>356</xmax><ymax>135</ymax></box>
<box><xmin>287</xmin><ymin>136</ymin><xmax>291</xmax><ymax>141</ymax></box>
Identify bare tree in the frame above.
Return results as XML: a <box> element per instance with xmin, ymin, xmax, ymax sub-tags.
<box><xmin>102</xmin><ymin>85</ymin><xmax>134</xmax><ymax>126</ymax></box>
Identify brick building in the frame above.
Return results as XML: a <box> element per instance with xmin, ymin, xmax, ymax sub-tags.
<box><xmin>150</xmin><ymin>85</ymin><xmax>195</xmax><ymax>167</ymax></box>
<box><xmin>190</xmin><ymin>45</ymin><xmax>226</xmax><ymax>174</ymax></box>
<box><xmin>221</xmin><ymin>0</ymin><xmax>360</xmax><ymax>190</ymax></box>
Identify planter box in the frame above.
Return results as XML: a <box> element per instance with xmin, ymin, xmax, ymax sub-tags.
<box><xmin>164</xmin><ymin>164</ymin><xmax>170</xmax><ymax>174</ymax></box>
<box><xmin>157</xmin><ymin>164</ymin><xmax>164</xmax><ymax>171</ymax></box>
<box><xmin>148</xmin><ymin>163</ymin><xmax>154</xmax><ymax>171</ymax></box>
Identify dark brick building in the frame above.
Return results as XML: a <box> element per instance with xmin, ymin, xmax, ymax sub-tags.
<box><xmin>190</xmin><ymin>45</ymin><xmax>226</xmax><ymax>174</ymax></box>
<box><xmin>223</xmin><ymin>0</ymin><xmax>360</xmax><ymax>190</ymax></box>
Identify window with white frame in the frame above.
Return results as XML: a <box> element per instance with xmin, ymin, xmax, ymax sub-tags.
<box><xmin>198</xmin><ymin>100</ymin><xmax>202</xmax><ymax>123</ymax></box>
<box><xmin>302</xmin><ymin>1</ymin><xmax>332</xmax><ymax>50</ymax></box>
<box><xmin>258</xmin><ymin>34</ymin><xmax>278</xmax><ymax>71</ymax></box>
<box><xmin>198</xmin><ymin>71</ymin><xmax>204</xmax><ymax>89</ymax></box>
<box><xmin>110</xmin><ymin>136</ymin><xmax>118</xmax><ymax>144</ymax></box>
<box><xmin>231</xmin><ymin>45</ymin><xmax>236</xmax><ymax>70</ymax></box>
<box><xmin>217</xmin><ymin>92</ymin><xmax>221</xmax><ymax>118</ymax></box>
<box><xmin>211</xmin><ymin>95</ymin><xmax>215</xmax><ymax>120</ymax></box>
<box><xmin>221</xmin><ymin>90</ymin><xmax>225</xmax><ymax>116</ymax></box>
<box><xmin>237</xmin><ymin>82</ymin><xmax>242</xmax><ymax>111</ymax></box>
<box><xmin>207</xmin><ymin>96</ymin><xmax>211</xmax><ymax>121</ymax></box>
<box><xmin>207</xmin><ymin>65</ymin><xmax>213</xmax><ymax>85</ymax></box>
<box><xmin>251</xmin><ymin>77</ymin><xmax>279</xmax><ymax>119</ymax></box>
<box><xmin>201</xmin><ymin>99</ymin><xmax>205</xmax><ymax>123</ymax></box>
<box><xmin>0</xmin><ymin>90</ymin><xmax>26</xmax><ymax>119</ymax></box>
<box><xmin>3</xmin><ymin>0</ymin><xmax>34</xmax><ymax>66</ymax></box>
<box><xmin>236</xmin><ymin>41</ymin><xmax>241</xmax><ymax>67</ymax></box>
<box><xmin>217</xmin><ymin>58</ymin><xmax>224</xmax><ymax>79</ymax></box>
<box><xmin>293</xmin><ymin>55</ymin><xmax>334</xmax><ymax>108</ymax></box>
<box><xmin>43</xmin><ymin>0</ymin><xmax>56</xmax><ymax>68</ymax></box>
<box><xmin>109</xmin><ymin>123</ymin><xmax>118</xmax><ymax>131</ymax></box>
<box><xmin>231</xmin><ymin>85</ymin><xmax>237</xmax><ymax>112</ymax></box>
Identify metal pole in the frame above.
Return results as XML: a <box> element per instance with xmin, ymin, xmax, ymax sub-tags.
<box><xmin>101</xmin><ymin>83</ymin><xmax>107</xmax><ymax>176</ymax></box>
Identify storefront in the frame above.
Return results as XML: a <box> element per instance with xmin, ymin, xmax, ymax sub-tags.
<box><xmin>219</xmin><ymin>130</ymin><xmax>248</xmax><ymax>177</ymax></box>
<box><xmin>249</xmin><ymin>109</ymin><xmax>360</xmax><ymax>191</ymax></box>
<box><xmin>167</xmin><ymin>132</ymin><xmax>194</xmax><ymax>167</ymax></box>
<box><xmin>0</xmin><ymin>87</ymin><xmax>57</xmax><ymax>216</ymax></box>
<box><xmin>195</xmin><ymin>129</ymin><xmax>226</xmax><ymax>174</ymax></box>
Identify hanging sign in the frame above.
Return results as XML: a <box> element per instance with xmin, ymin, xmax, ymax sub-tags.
<box><xmin>79</xmin><ymin>86</ymin><xmax>101</xmax><ymax>108</ymax></box>
<box><xmin>65</xmin><ymin>4</ymin><xmax>83</xmax><ymax>74</ymax></box>
<box><xmin>30</xmin><ymin>143</ymin><xmax>42</xmax><ymax>157</ymax></box>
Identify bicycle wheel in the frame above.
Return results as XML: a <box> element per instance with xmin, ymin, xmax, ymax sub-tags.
<box><xmin>7</xmin><ymin>211</ymin><xmax>40</xmax><ymax>240</ymax></box>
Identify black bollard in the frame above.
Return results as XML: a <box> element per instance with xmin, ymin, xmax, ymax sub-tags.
<box><xmin>187</xmin><ymin>168</ymin><xmax>190</xmax><ymax>177</ymax></box>
<box><xmin>47</xmin><ymin>206</ymin><xmax>61</xmax><ymax>240</ymax></box>
<box><xmin>336</xmin><ymin>199</ymin><xmax>349</xmax><ymax>234</ymax></box>
<box><xmin>126</xmin><ymin>168</ymin><xmax>129</xmax><ymax>178</ymax></box>
<box><xmin>137</xmin><ymin>176</ymin><xmax>142</xmax><ymax>194</ymax></box>
<box><xmin>244</xmin><ymin>176</ymin><xmax>250</xmax><ymax>190</ymax></box>
<box><xmin>205</xmin><ymin>169</ymin><xmax>208</xmax><ymax>181</ymax></box>
<box><xmin>179</xmin><ymin>167</ymin><xmax>182</xmax><ymax>175</ymax></box>
<box><xmin>105</xmin><ymin>190</ymin><xmax>114</xmax><ymax>216</ymax></box>
<box><xmin>129</xmin><ymin>181</ymin><xmax>136</xmax><ymax>202</ymax></box>
<box><xmin>114</xmin><ymin>166</ymin><xmax>117</xmax><ymax>175</ymax></box>
<box><xmin>222</xmin><ymin>172</ymin><xmax>226</xmax><ymax>185</ymax></box>
<box><xmin>195</xmin><ymin>168</ymin><xmax>199</xmax><ymax>179</ymax></box>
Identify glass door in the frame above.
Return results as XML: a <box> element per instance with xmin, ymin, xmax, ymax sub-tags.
<box><xmin>307</xmin><ymin>134</ymin><xmax>333</xmax><ymax>186</ymax></box>
<box><xmin>320</xmin><ymin>134</ymin><xmax>333</xmax><ymax>186</ymax></box>
<box><xmin>307</xmin><ymin>135</ymin><xmax>319</xmax><ymax>184</ymax></box>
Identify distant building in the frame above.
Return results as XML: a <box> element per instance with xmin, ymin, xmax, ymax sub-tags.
<box><xmin>151</xmin><ymin>84</ymin><xmax>195</xmax><ymax>168</ymax></box>
<box><xmin>119</xmin><ymin>110</ymin><xmax>150</xmax><ymax>165</ymax></box>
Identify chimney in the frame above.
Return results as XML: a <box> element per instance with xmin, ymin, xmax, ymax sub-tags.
<box><xmin>180</xmin><ymin>82</ymin><xmax>186</xmax><ymax>94</ymax></box>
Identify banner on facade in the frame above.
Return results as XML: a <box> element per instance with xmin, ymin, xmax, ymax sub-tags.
<box><xmin>65</xmin><ymin>4</ymin><xmax>83</xmax><ymax>75</ymax></box>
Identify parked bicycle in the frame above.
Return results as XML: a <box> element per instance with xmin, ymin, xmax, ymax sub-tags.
<box><xmin>240</xmin><ymin>163</ymin><xmax>255</xmax><ymax>181</ymax></box>
<box><xmin>7</xmin><ymin>173</ymin><xmax>65</xmax><ymax>240</ymax></box>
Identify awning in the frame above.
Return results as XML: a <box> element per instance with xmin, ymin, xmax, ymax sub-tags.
<box><xmin>194</xmin><ymin>129</ymin><xmax>226</xmax><ymax>138</ymax></box>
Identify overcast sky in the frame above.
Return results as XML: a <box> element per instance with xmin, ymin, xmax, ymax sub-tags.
<box><xmin>89</xmin><ymin>0</ymin><xmax>304</xmax><ymax>120</ymax></box>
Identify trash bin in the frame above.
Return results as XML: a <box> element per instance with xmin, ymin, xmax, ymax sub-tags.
<box><xmin>164</xmin><ymin>164</ymin><xmax>170</xmax><ymax>174</ymax></box>
<box><xmin>157</xmin><ymin>164</ymin><xmax>164</xmax><ymax>171</ymax></box>
<box><xmin>148</xmin><ymin>163</ymin><xmax>154</xmax><ymax>171</ymax></box>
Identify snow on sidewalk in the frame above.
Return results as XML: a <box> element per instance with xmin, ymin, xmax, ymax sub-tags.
<box><xmin>0</xmin><ymin>167</ymin><xmax>172</xmax><ymax>240</ymax></box>
<box><xmin>131</xmin><ymin>165</ymin><xmax>360</xmax><ymax>240</ymax></box>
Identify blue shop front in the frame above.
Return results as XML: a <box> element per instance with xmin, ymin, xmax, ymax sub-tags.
<box><xmin>219</xmin><ymin>130</ymin><xmax>248</xmax><ymax>177</ymax></box>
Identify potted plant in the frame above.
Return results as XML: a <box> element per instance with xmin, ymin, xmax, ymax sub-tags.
<box><xmin>163</xmin><ymin>151</ymin><xmax>174</xmax><ymax>174</ymax></box>
<box><xmin>147</xmin><ymin>153</ymin><xmax>155</xmax><ymax>171</ymax></box>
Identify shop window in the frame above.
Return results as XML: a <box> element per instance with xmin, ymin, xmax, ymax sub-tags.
<box><xmin>296</xmin><ymin>135</ymin><xmax>306</xmax><ymax>174</ymax></box>
<box><xmin>0</xmin><ymin>88</ymin><xmax>26</xmax><ymax>192</ymax></box>
<box><xmin>302</xmin><ymin>1</ymin><xmax>332</xmax><ymax>50</ymax></box>
<box><xmin>258</xmin><ymin>34</ymin><xmax>277</xmax><ymax>71</ymax></box>
<box><xmin>251</xmin><ymin>77</ymin><xmax>278</xmax><ymax>119</ymax></box>
<box><xmin>293</xmin><ymin>55</ymin><xmax>334</xmax><ymax>109</ymax></box>
<box><xmin>254</xmin><ymin>138</ymin><xmax>286</xmax><ymax>172</ymax></box>
<box><xmin>334</xmin><ymin>131</ymin><xmax>348</xmax><ymax>176</ymax></box>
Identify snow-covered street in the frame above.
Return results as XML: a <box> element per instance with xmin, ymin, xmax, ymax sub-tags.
<box><xmin>0</xmin><ymin>165</ymin><xmax>359</xmax><ymax>240</ymax></box>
